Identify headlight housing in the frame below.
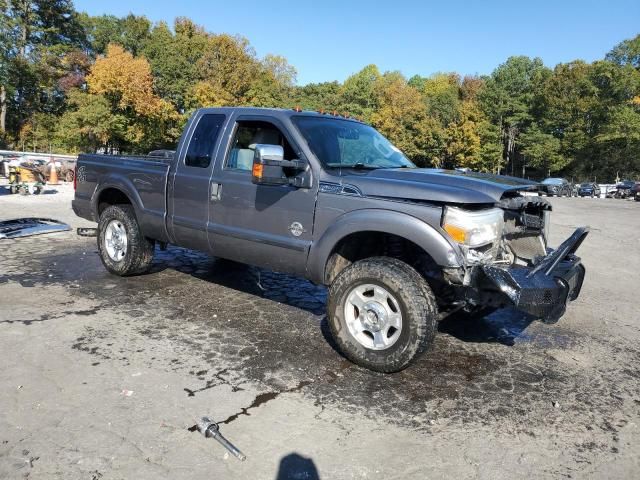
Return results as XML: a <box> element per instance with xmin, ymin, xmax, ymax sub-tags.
<box><xmin>442</xmin><ymin>207</ymin><xmax>504</xmax><ymax>248</ymax></box>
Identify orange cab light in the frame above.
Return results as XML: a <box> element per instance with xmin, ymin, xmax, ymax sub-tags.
<box><xmin>443</xmin><ymin>224</ymin><xmax>466</xmax><ymax>244</ymax></box>
<box><xmin>252</xmin><ymin>163</ymin><xmax>264</xmax><ymax>178</ymax></box>
<box><xmin>293</xmin><ymin>106</ymin><xmax>302</xmax><ymax>112</ymax></box>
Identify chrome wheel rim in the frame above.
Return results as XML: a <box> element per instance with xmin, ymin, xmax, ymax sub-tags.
<box><xmin>344</xmin><ymin>283</ymin><xmax>402</xmax><ymax>350</ymax></box>
<box><xmin>104</xmin><ymin>220</ymin><xmax>128</xmax><ymax>262</ymax></box>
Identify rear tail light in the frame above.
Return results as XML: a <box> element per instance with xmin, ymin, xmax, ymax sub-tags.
<box><xmin>73</xmin><ymin>164</ymin><xmax>77</xmax><ymax>190</ymax></box>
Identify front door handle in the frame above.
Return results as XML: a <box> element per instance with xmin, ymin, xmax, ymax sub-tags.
<box><xmin>211</xmin><ymin>182</ymin><xmax>222</xmax><ymax>201</ymax></box>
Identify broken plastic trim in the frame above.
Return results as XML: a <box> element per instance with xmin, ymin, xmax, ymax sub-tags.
<box><xmin>0</xmin><ymin>218</ymin><xmax>71</xmax><ymax>239</ymax></box>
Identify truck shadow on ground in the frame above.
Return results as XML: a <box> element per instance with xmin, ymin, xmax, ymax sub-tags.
<box><xmin>438</xmin><ymin>309</ymin><xmax>537</xmax><ymax>346</ymax></box>
<box><xmin>150</xmin><ymin>247</ymin><xmax>537</xmax><ymax>348</ymax></box>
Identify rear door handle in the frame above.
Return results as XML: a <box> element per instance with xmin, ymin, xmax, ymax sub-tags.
<box><xmin>211</xmin><ymin>182</ymin><xmax>222</xmax><ymax>201</ymax></box>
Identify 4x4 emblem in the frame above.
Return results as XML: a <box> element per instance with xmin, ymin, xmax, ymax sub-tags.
<box><xmin>289</xmin><ymin>222</ymin><xmax>305</xmax><ymax>237</ymax></box>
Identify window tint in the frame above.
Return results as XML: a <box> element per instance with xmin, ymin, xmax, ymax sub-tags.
<box><xmin>185</xmin><ymin>114</ymin><xmax>225</xmax><ymax>168</ymax></box>
<box><xmin>226</xmin><ymin>120</ymin><xmax>295</xmax><ymax>171</ymax></box>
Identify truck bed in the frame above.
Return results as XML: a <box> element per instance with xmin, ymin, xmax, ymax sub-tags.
<box><xmin>74</xmin><ymin>153</ymin><xmax>171</xmax><ymax>241</ymax></box>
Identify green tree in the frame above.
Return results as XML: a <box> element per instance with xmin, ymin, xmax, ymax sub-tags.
<box><xmin>55</xmin><ymin>89</ymin><xmax>126</xmax><ymax>152</ymax></box>
<box><xmin>142</xmin><ymin>19</ymin><xmax>208</xmax><ymax>111</ymax></box>
<box><xmin>606</xmin><ymin>34</ymin><xmax>640</xmax><ymax>70</ymax></box>
<box><xmin>518</xmin><ymin>125</ymin><xmax>566</xmax><ymax>174</ymax></box>
<box><xmin>290</xmin><ymin>81</ymin><xmax>343</xmax><ymax>112</ymax></box>
<box><xmin>420</xmin><ymin>73</ymin><xmax>461</xmax><ymax>127</ymax></box>
<box><xmin>341</xmin><ymin>64</ymin><xmax>381</xmax><ymax>121</ymax></box>
<box><xmin>480</xmin><ymin>56</ymin><xmax>551</xmax><ymax>174</ymax></box>
<box><xmin>80</xmin><ymin>13</ymin><xmax>150</xmax><ymax>56</ymax></box>
<box><xmin>0</xmin><ymin>0</ymin><xmax>84</xmax><ymax>139</ymax></box>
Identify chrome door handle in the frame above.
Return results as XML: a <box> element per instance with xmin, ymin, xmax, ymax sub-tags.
<box><xmin>211</xmin><ymin>182</ymin><xmax>222</xmax><ymax>201</ymax></box>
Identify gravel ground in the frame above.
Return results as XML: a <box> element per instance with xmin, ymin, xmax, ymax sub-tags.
<box><xmin>0</xmin><ymin>182</ymin><xmax>638</xmax><ymax>479</ymax></box>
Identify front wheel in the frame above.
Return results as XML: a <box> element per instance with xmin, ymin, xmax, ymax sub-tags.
<box><xmin>97</xmin><ymin>205</ymin><xmax>154</xmax><ymax>276</ymax></box>
<box><xmin>327</xmin><ymin>257</ymin><xmax>438</xmax><ymax>373</ymax></box>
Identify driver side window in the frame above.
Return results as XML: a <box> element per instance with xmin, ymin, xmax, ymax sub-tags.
<box><xmin>226</xmin><ymin>120</ymin><xmax>295</xmax><ymax>172</ymax></box>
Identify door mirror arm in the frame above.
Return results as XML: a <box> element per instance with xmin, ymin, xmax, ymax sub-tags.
<box><xmin>252</xmin><ymin>144</ymin><xmax>309</xmax><ymax>187</ymax></box>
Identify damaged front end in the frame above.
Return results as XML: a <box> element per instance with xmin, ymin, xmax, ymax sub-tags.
<box><xmin>444</xmin><ymin>195</ymin><xmax>588</xmax><ymax>323</ymax></box>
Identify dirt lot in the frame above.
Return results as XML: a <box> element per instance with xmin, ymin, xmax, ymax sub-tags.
<box><xmin>0</xmin><ymin>183</ymin><xmax>639</xmax><ymax>479</ymax></box>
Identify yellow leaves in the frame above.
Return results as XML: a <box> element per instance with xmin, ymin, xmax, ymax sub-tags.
<box><xmin>186</xmin><ymin>81</ymin><xmax>234</xmax><ymax>109</ymax></box>
<box><xmin>87</xmin><ymin>44</ymin><xmax>174</xmax><ymax>119</ymax></box>
<box><xmin>195</xmin><ymin>34</ymin><xmax>260</xmax><ymax>101</ymax></box>
<box><xmin>371</xmin><ymin>74</ymin><xmax>438</xmax><ymax>162</ymax></box>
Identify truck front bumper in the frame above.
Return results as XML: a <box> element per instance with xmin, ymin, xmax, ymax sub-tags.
<box><xmin>468</xmin><ymin>227</ymin><xmax>588</xmax><ymax>323</ymax></box>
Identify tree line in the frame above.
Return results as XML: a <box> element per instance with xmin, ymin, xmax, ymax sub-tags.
<box><xmin>1</xmin><ymin>1</ymin><xmax>639</xmax><ymax>181</ymax></box>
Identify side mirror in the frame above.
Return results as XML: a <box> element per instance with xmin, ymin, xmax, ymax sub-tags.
<box><xmin>251</xmin><ymin>144</ymin><xmax>307</xmax><ymax>186</ymax></box>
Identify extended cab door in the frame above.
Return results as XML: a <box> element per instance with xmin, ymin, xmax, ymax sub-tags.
<box><xmin>207</xmin><ymin>115</ymin><xmax>317</xmax><ymax>276</ymax></box>
<box><xmin>168</xmin><ymin>113</ymin><xmax>227</xmax><ymax>251</ymax></box>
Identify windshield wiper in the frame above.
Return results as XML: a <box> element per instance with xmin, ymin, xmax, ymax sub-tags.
<box><xmin>351</xmin><ymin>162</ymin><xmax>379</xmax><ymax>170</ymax></box>
<box><xmin>326</xmin><ymin>162</ymin><xmax>381</xmax><ymax>170</ymax></box>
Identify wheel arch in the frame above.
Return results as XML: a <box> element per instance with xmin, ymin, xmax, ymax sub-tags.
<box><xmin>307</xmin><ymin>209</ymin><xmax>463</xmax><ymax>285</ymax></box>
<box><xmin>92</xmin><ymin>177</ymin><xmax>143</xmax><ymax>220</ymax></box>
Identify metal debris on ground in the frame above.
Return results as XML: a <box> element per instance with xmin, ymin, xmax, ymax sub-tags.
<box><xmin>76</xmin><ymin>227</ymin><xmax>98</xmax><ymax>237</ymax></box>
<box><xmin>196</xmin><ymin>417</ymin><xmax>247</xmax><ymax>461</ymax></box>
<box><xmin>0</xmin><ymin>218</ymin><xmax>71</xmax><ymax>239</ymax></box>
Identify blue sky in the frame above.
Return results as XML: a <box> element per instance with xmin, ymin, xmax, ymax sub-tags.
<box><xmin>74</xmin><ymin>0</ymin><xmax>640</xmax><ymax>85</ymax></box>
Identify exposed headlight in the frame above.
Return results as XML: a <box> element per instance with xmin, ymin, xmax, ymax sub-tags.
<box><xmin>442</xmin><ymin>207</ymin><xmax>504</xmax><ymax>248</ymax></box>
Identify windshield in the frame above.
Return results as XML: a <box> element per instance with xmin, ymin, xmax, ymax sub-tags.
<box><xmin>580</xmin><ymin>183</ymin><xmax>593</xmax><ymax>187</ymax></box>
<box><xmin>293</xmin><ymin>116</ymin><xmax>415</xmax><ymax>169</ymax></box>
<box><xmin>542</xmin><ymin>178</ymin><xmax>564</xmax><ymax>185</ymax></box>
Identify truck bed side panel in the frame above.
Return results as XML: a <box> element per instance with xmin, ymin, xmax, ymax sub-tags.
<box><xmin>75</xmin><ymin>154</ymin><xmax>170</xmax><ymax>242</ymax></box>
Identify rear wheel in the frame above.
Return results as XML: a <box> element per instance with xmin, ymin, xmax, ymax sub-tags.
<box><xmin>97</xmin><ymin>205</ymin><xmax>154</xmax><ymax>276</ymax></box>
<box><xmin>327</xmin><ymin>257</ymin><xmax>438</xmax><ymax>373</ymax></box>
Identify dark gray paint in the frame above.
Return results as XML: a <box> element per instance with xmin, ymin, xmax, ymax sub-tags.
<box><xmin>72</xmin><ymin>107</ymin><xmax>542</xmax><ymax>285</ymax></box>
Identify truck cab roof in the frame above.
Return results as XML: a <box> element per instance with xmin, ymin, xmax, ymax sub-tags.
<box><xmin>195</xmin><ymin>106</ymin><xmax>366</xmax><ymax>123</ymax></box>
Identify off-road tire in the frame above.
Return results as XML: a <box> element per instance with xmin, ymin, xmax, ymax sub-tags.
<box><xmin>97</xmin><ymin>205</ymin><xmax>154</xmax><ymax>276</ymax></box>
<box><xmin>327</xmin><ymin>257</ymin><xmax>438</xmax><ymax>373</ymax></box>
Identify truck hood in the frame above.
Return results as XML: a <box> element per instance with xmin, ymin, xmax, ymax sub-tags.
<box><xmin>340</xmin><ymin>168</ymin><xmax>540</xmax><ymax>204</ymax></box>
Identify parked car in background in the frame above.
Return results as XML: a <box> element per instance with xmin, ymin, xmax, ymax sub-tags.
<box><xmin>606</xmin><ymin>180</ymin><xmax>637</xmax><ymax>199</ymax></box>
<box><xmin>632</xmin><ymin>183</ymin><xmax>640</xmax><ymax>202</ymax></box>
<box><xmin>577</xmin><ymin>182</ymin><xmax>601</xmax><ymax>198</ymax></box>
<box><xmin>539</xmin><ymin>178</ymin><xmax>574</xmax><ymax>197</ymax></box>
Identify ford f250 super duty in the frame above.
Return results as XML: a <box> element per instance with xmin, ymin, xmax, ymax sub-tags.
<box><xmin>73</xmin><ymin>107</ymin><xmax>588</xmax><ymax>372</ymax></box>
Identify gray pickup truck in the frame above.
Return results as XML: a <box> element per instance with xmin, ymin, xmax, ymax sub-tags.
<box><xmin>73</xmin><ymin>107</ymin><xmax>588</xmax><ymax>372</ymax></box>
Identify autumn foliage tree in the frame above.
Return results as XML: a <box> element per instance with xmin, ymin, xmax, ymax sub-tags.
<box><xmin>84</xmin><ymin>44</ymin><xmax>178</xmax><ymax>150</ymax></box>
<box><xmin>0</xmin><ymin>5</ymin><xmax>638</xmax><ymax>181</ymax></box>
